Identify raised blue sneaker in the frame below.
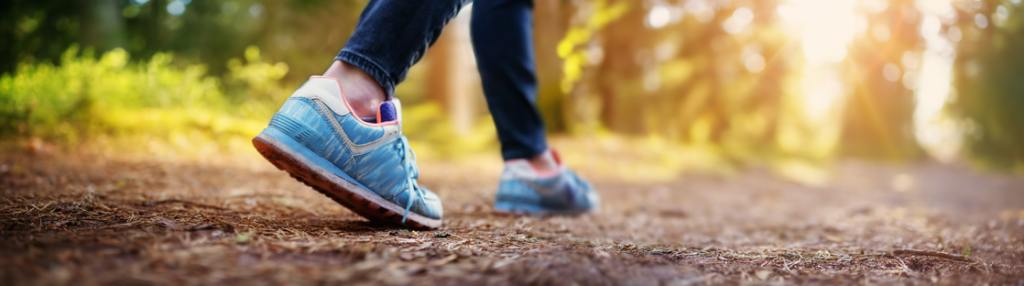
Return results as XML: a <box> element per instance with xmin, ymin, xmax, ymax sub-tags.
<box><xmin>494</xmin><ymin>151</ymin><xmax>599</xmax><ymax>215</ymax></box>
<box><xmin>252</xmin><ymin>76</ymin><xmax>442</xmax><ymax>229</ymax></box>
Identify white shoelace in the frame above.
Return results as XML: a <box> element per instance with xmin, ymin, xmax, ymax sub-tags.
<box><xmin>393</xmin><ymin>136</ymin><xmax>424</xmax><ymax>224</ymax></box>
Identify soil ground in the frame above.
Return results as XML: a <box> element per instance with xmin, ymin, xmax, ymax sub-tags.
<box><xmin>1</xmin><ymin>146</ymin><xmax>1023</xmax><ymax>285</ymax></box>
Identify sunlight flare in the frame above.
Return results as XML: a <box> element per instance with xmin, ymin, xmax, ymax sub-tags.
<box><xmin>914</xmin><ymin>0</ymin><xmax>962</xmax><ymax>162</ymax></box>
<box><xmin>779</xmin><ymin>0</ymin><xmax>861</xmax><ymax>63</ymax></box>
<box><xmin>778</xmin><ymin>0</ymin><xmax>861</xmax><ymax>121</ymax></box>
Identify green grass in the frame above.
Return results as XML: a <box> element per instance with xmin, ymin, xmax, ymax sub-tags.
<box><xmin>0</xmin><ymin>46</ymin><xmax>284</xmax><ymax>145</ymax></box>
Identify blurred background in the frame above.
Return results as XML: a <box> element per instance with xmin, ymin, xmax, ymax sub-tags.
<box><xmin>1</xmin><ymin>0</ymin><xmax>1022</xmax><ymax>178</ymax></box>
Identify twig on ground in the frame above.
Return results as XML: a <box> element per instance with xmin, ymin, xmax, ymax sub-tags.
<box><xmin>892</xmin><ymin>249</ymin><xmax>974</xmax><ymax>263</ymax></box>
<box><xmin>142</xmin><ymin>199</ymin><xmax>229</xmax><ymax>211</ymax></box>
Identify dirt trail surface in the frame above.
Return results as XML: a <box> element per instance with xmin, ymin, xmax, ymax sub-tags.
<box><xmin>2</xmin><ymin>149</ymin><xmax>1023</xmax><ymax>285</ymax></box>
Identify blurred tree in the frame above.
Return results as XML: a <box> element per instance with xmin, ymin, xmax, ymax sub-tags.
<box><xmin>425</xmin><ymin>10</ymin><xmax>476</xmax><ymax>135</ymax></box>
<box><xmin>534</xmin><ymin>0</ymin><xmax>574</xmax><ymax>132</ymax></box>
<box><xmin>949</xmin><ymin>0</ymin><xmax>1024</xmax><ymax>170</ymax></box>
<box><xmin>83</xmin><ymin>0</ymin><xmax>125</xmax><ymax>51</ymax></box>
<box><xmin>841</xmin><ymin>0</ymin><xmax>925</xmax><ymax>160</ymax></box>
<box><xmin>560</xmin><ymin>0</ymin><xmax>808</xmax><ymax>162</ymax></box>
<box><xmin>556</xmin><ymin>0</ymin><xmax>629</xmax><ymax>133</ymax></box>
<box><xmin>1</xmin><ymin>0</ymin><xmax>91</xmax><ymax>73</ymax></box>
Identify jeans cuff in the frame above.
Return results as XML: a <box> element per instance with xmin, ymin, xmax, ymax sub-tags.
<box><xmin>335</xmin><ymin>49</ymin><xmax>395</xmax><ymax>99</ymax></box>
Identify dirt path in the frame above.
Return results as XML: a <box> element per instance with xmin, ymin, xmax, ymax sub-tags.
<box><xmin>1</xmin><ymin>149</ymin><xmax>1023</xmax><ymax>285</ymax></box>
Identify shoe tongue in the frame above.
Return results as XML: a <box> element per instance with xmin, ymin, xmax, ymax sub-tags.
<box><xmin>378</xmin><ymin>101</ymin><xmax>398</xmax><ymax>122</ymax></box>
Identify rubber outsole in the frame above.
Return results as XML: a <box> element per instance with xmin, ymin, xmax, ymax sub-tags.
<box><xmin>252</xmin><ymin>130</ymin><xmax>441</xmax><ymax>229</ymax></box>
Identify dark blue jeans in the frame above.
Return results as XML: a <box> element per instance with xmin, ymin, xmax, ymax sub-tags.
<box><xmin>336</xmin><ymin>0</ymin><xmax>547</xmax><ymax>160</ymax></box>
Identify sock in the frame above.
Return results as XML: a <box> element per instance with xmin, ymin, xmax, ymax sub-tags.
<box><xmin>535</xmin><ymin>149</ymin><xmax>560</xmax><ymax>170</ymax></box>
<box><xmin>378</xmin><ymin>101</ymin><xmax>398</xmax><ymax>122</ymax></box>
<box><xmin>361</xmin><ymin>101</ymin><xmax>399</xmax><ymax>123</ymax></box>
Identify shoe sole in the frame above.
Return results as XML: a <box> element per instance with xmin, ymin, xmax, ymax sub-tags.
<box><xmin>252</xmin><ymin>127</ymin><xmax>441</xmax><ymax>229</ymax></box>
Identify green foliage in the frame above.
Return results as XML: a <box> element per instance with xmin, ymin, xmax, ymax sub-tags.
<box><xmin>950</xmin><ymin>1</ymin><xmax>1024</xmax><ymax>171</ymax></box>
<box><xmin>226</xmin><ymin>46</ymin><xmax>290</xmax><ymax>101</ymax></box>
<box><xmin>0</xmin><ymin>46</ymin><xmax>287</xmax><ymax>144</ymax></box>
<box><xmin>1</xmin><ymin>0</ymin><xmax>365</xmax><ymax>81</ymax></box>
<box><xmin>557</xmin><ymin>0</ymin><xmax>630</xmax><ymax>94</ymax></box>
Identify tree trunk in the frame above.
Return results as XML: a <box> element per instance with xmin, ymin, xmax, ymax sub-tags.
<box><xmin>81</xmin><ymin>0</ymin><xmax>124</xmax><ymax>51</ymax></box>
<box><xmin>426</xmin><ymin>9</ymin><xmax>474</xmax><ymax>135</ymax></box>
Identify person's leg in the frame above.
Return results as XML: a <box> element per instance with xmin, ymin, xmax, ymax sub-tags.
<box><xmin>471</xmin><ymin>0</ymin><xmax>599</xmax><ymax>214</ymax></box>
<box><xmin>254</xmin><ymin>0</ymin><xmax>469</xmax><ymax>229</ymax></box>
<box><xmin>470</xmin><ymin>0</ymin><xmax>550</xmax><ymax>163</ymax></box>
<box><xmin>326</xmin><ymin>0</ymin><xmax>470</xmax><ymax>119</ymax></box>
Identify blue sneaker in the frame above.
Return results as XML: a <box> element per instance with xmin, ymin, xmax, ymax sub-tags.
<box><xmin>494</xmin><ymin>151</ymin><xmax>599</xmax><ymax>215</ymax></box>
<box><xmin>252</xmin><ymin>76</ymin><xmax>442</xmax><ymax>229</ymax></box>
